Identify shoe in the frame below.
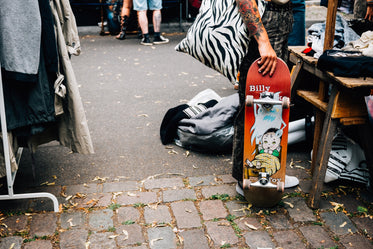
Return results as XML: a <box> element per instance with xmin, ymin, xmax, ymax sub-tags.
<box><xmin>153</xmin><ymin>35</ymin><xmax>169</xmax><ymax>44</ymax></box>
<box><xmin>116</xmin><ymin>16</ymin><xmax>129</xmax><ymax>40</ymax></box>
<box><xmin>284</xmin><ymin>175</ymin><xmax>299</xmax><ymax>188</ymax></box>
<box><xmin>141</xmin><ymin>37</ymin><xmax>153</xmax><ymax>46</ymax></box>
<box><xmin>236</xmin><ymin>182</ymin><xmax>244</xmax><ymax>196</ymax></box>
<box><xmin>235</xmin><ymin>175</ymin><xmax>299</xmax><ymax>196</ymax></box>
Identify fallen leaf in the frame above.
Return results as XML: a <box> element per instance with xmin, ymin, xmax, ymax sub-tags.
<box><xmin>60</xmin><ymin>186</ymin><xmax>67</xmax><ymax>197</ymax></box>
<box><xmin>330</xmin><ymin>201</ymin><xmax>345</xmax><ymax>213</ymax></box>
<box><xmin>340</xmin><ymin>221</ymin><xmax>347</xmax><ymax>228</ymax></box>
<box><xmin>67</xmin><ymin>218</ymin><xmax>76</xmax><ymax>227</ymax></box>
<box><xmin>122</xmin><ymin>230</ymin><xmax>129</xmax><ymax>240</ymax></box>
<box><xmin>86</xmin><ymin>199</ymin><xmax>98</xmax><ymax>205</ymax></box>
<box><xmin>127</xmin><ymin>192</ymin><xmax>138</xmax><ymax>197</ymax></box>
<box><xmin>284</xmin><ymin>202</ymin><xmax>294</xmax><ymax>208</ymax></box>
<box><xmin>176</xmin><ymin>233</ymin><xmax>184</xmax><ymax>245</ymax></box>
<box><xmin>168</xmin><ymin>150</ymin><xmax>178</xmax><ymax>155</ymax></box>
<box><xmin>218</xmin><ymin>222</ymin><xmax>230</xmax><ymax>226</ymax></box>
<box><xmin>245</xmin><ymin>222</ymin><xmax>258</xmax><ymax>230</ymax></box>
<box><xmin>92</xmin><ymin>176</ymin><xmax>108</xmax><ymax>183</ymax></box>
<box><xmin>150</xmin><ymin>237</ymin><xmax>163</xmax><ymax>246</ymax></box>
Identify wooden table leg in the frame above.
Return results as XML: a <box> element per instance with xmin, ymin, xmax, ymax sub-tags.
<box><xmin>290</xmin><ymin>59</ymin><xmax>303</xmax><ymax>97</ymax></box>
<box><xmin>308</xmin><ymin>86</ymin><xmax>339</xmax><ymax>209</ymax></box>
<box><xmin>310</xmin><ymin>110</ymin><xmax>324</xmax><ymax>173</ymax></box>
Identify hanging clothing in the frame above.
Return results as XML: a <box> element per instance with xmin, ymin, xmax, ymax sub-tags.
<box><xmin>27</xmin><ymin>0</ymin><xmax>94</xmax><ymax>154</ymax></box>
<box><xmin>0</xmin><ymin>0</ymin><xmax>41</xmax><ymax>82</ymax></box>
<box><xmin>0</xmin><ymin>0</ymin><xmax>94</xmax><ymax>178</ymax></box>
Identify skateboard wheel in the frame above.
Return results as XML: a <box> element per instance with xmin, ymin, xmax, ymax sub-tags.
<box><xmin>243</xmin><ymin>179</ymin><xmax>251</xmax><ymax>189</ymax></box>
<box><xmin>245</xmin><ymin>95</ymin><xmax>254</xmax><ymax>106</ymax></box>
<box><xmin>282</xmin><ymin>97</ymin><xmax>290</xmax><ymax>109</ymax></box>
<box><xmin>277</xmin><ymin>182</ymin><xmax>285</xmax><ymax>192</ymax></box>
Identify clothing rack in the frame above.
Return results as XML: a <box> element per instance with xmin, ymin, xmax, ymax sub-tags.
<box><xmin>0</xmin><ymin>64</ymin><xmax>59</xmax><ymax>212</ymax></box>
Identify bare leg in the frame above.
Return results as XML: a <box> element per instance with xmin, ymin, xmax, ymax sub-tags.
<box><xmin>153</xmin><ymin>9</ymin><xmax>162</xmax><ymax>33</ymax></box>
<box><xmin>122</xmin><ymin>0</ymin><xmax>132</xmax><ymax>17</ymax></box>
<box><xmin>137</xmin><ymin>10</ymin><xmax>148</xmax><ymax>35</ymax></box>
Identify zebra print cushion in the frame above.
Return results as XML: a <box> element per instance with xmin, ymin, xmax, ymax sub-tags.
<box><xmin>175</xmin><ymin>0</ymin><xmax>250</xmax><ymax>84</ymax></box>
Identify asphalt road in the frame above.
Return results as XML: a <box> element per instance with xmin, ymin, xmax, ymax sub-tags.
<box><xmin>17</xmin><ymin>32</ymin><xmax>240</xmax><ymax>187</ymax></box>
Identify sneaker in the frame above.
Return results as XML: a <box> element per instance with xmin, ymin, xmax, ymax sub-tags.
<box><xmin>141</xmin><ymin>37</ymin><xmax>153</xmax><ymax>46</ymax></box>
<box><xmin>284</xmin><ymin>175</ymin><xmax>299</xmax><ymax>188</ymax></box>
<box><xmin>153</xmin><ymin>35</ymin><xmax>169</xmax><ymax>44</ymax></box>
<box><xmin>236</xmin><ymin>182</ymin><xmax>244</xmax><ymax>196</ymax></box>
<box><xmin>235</xmin><ymin>175</ymin><xmax>299</xmax><ymax>196</ymax></box>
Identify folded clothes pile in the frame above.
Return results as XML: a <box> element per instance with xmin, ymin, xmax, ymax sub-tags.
<box><xmin>160</xmin><ymin>89</ymin><xmax>239</xmax><ymax>153</ymax></box>
<box><xmin>319</xmin><ymin>131</ymin><xmax>370</xmax><ymax>187</ymax></box>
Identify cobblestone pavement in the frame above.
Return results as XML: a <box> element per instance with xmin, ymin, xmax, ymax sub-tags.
<box><xmin>1</xmin><ymin>2</ymin><xmax>373</xmax><ymax>249</ymax></box>
<box><xmin>1</xmin><ymin>168</ymin><xmax>373</xmax><ymax>249</ymax></box>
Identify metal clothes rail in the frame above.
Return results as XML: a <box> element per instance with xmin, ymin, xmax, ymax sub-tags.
<box><xmin>0</xmin><ymin>64</ymin><xmax>59</xmax><ymax>212</ymax></box>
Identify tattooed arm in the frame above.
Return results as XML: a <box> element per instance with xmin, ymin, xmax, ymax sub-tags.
<box><xmin>236</xmin><ymin>0</ymin><xmax>277</xmax><ymax>76</ymax></box>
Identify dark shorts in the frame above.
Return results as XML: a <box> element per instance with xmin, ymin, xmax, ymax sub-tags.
<box><xmin>231</xmin><ymin>3</ymin><xmax>293</xmax><ymax>181</ymax></box>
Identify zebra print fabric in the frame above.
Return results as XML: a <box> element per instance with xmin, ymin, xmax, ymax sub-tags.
<box><xmin>175</xmin><ymin>0</ymin><xmax>251</xmax><ymax>84</ymax></box>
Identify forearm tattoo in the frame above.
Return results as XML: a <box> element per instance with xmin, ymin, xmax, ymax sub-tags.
<box><xmin>236</xmin><ymin>0</ymin><xmax>265</xmax><ymax>40</ymax></box>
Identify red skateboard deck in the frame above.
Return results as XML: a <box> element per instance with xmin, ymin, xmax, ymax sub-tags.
<box><xmin>242</xmin><ymin>58</ymin><xmax>291</xmax><ymax>207</ymax></box>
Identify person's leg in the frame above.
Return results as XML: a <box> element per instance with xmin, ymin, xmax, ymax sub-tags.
<box><xmin>149</xmin><ymin>0</ymin><xmax>169</xmax><ymax>44</ymax></box>
<box><xmin>152</xmin><ymin>9</ymin><xmax>162</xmax><ymax>32</ymax></box>
<box><xmin>116</xmin><ymin>0</ymin><xmax>134</xmax><ymax>39</ymax></box>
<box><xmin>138</xmin><ymin>10</ymin><xmax>152</xmax><ymax>45</ymax></box>
<box><xmin>107</xmin><ymin>10</ymin><xmax>120</xmax><ymax>35</ymax></box>
<box><xmin>133</xmin><ymin>0</ymin><xmax>152</xmax><ymax>45</ymax></box>
<box><xmin>137</xmin><ymin>10</ymin><xmax>149</xmax><ymax>35</ymax></box>
<box><xmin>288</xmin><ymin>0</ymin><xmax>306</xmax><ymax>46</ymax></box>
<box><xmin>123</xmin><ymin>0</ymin><xmax>133</xmax><ymax>16</ymax></box>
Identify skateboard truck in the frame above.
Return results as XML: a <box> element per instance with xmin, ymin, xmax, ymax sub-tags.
<box><xmin>245</xmin><ymin>91</ymin><xmax>290</xmax><ymax>110</ymax></box>
<box><xmin>243</xmin><ymin>174</ymin><xmax>284</xmax><ymax>191</ymax></box>
<box><xmin>251</xmin><ymin>172</ymin><xmax>277</xmax><ymax>188</ymax></box>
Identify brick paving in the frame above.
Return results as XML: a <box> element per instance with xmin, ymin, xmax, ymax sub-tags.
<box><xmin>1</xmin><ymin>173</ymin><xmax>373</xmax><ymax>249</ymax></box>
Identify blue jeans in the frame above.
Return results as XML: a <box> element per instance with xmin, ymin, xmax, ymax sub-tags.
<box><xmin>107</xmin><ymin>11</ymin><xmax>120</xmax><ymax>33</ymax></box>
<box><xmin>288</xmin><ymin>0</ymin><xmax>306</xmax><ymax>46</ymax></box>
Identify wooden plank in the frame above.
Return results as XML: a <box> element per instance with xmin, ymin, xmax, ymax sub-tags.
<box><xmin>308</xmin><ymin>86</ymin><xmax>339</xmax><ymax>209</ymax></box>
<box><xmin>324</xmin><ymin>0</ymin><xmax>338</xmax><ymax>50</ymax></box>
<box><xmin>297</xmin><ymin>90</ymin><xmax>328</xmax><ymax>112</ymax></box>
<box><xmin>325</xmin><ymin>71</ymin><xmax>373</xmax><ymax>88</ymax></box>
<box><xmin>340</xmin><ymin>117</ymin><xmax>367</xmax><ymax>125</ymax></box>
<box><xmin>290</xmin><ymin>60</ymin><xmax>304</xmax><ymax>98</ymax></box>
<box><xmin>311</xmin><ymin>111</ymin><xmax>325</xmax><ymax>173</ymax></box>
<box><xmin>331</xmin><ymin>90</ymin><xmax>368</xmax><ymax>118</ymax></box>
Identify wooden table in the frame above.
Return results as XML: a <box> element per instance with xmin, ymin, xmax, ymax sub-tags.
<box><xmin>288</xmin><ymin>46</ymin><xmax>373</xmax><ymax>209</ymax></box>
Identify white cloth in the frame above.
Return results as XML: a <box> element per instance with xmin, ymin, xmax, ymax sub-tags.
<box><xmin>343</xmin><ymin>31</ymin><xmax>373</xmax><ymax>57</ymax></box>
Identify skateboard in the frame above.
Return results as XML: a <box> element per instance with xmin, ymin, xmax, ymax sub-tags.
<box><xmin>242</xmin><ymin>58</ymin><xmax>291</xmax><ymax>208</ymax></box>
